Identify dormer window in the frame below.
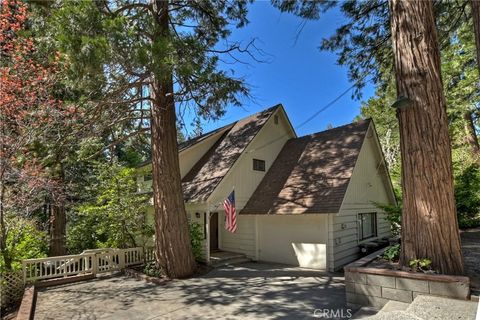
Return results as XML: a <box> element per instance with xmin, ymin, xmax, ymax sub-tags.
<box><xmin>253</xmin><ymin>159</ymin><xmax>265</xmax><ymax>172</ymax></box>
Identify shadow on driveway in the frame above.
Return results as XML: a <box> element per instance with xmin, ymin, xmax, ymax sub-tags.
<box><xmin>35</xmin><ymin>262</ymin><xmax>351</xmax><ymax>320</ymax></box>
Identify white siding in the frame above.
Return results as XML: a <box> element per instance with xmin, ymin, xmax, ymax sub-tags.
<box><xmin>178</xmin><ymin>128</ymin><xmax>230</xmax><ymax>179</ymax></box>
<box><xmin>208</xmin><ymin>108</ymin><xmax>295</xmax><ymax>211</ymax></box>
<box><xmin>136</xmin><ymin>127</ymin><xmax>230</xmax><ymax>192</ymax></box>
<box><xmin>328</xmin><ymin>124</ymin><xmax>395</xmax><ymax>271</ymax></box>
<box><xmin>257</xmin><ymin>214</ymin><xmax>329</xmax><ymax>269</ymax></box>
<box><xmin>219</xmin><ymin>213</ymin><xmax>256</xmax><ymax>258</ymax></box>
<box><xmin>210</xmin><ymin>108</ymin><xmax>295</xmax><ymax>259</ymax></box>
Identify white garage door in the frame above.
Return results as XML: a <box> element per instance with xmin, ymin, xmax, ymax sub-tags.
<box><xmin>257</xmin><ymin>214</ymin><xmax>328</xmax><ymax>269</ymax></box>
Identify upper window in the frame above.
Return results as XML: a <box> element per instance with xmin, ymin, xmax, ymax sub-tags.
<box><xmin>274</xmin><ymin>115</ymin><xmax>279</xmax><ymax>124</ymax></box>
<box><xmin>144</xmin><ymin>173</ymin><xmax>153</xmax><ymax>181</ymax></box>
<box><xmin>358</xmin><ymin>212</ymin><xmax>377</xmax><ymax>241</ymax></box>
<box><xmin>253</xmin><ymin>159</ymin><xmax>266</xmax><ymax>172</ymax></box>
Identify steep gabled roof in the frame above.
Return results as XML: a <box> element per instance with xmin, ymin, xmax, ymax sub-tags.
<box><xmin>178</xmin><ymin>123</ymin><xmax>234</xmax><ymax>152</ymax></box>
<box><xmin>241</xmin><ymin>119</ymin><xmax>371</xmax><ymax>214</ymax></box>
<box><xmin>182</xmin><ymin>105</ymin><xmax>281</xmax><ymax>202</ymax></box>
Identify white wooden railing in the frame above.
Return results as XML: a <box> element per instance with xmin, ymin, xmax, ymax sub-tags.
<box><xmin>22</xmin><ymin>247</ymin><xmax>150</xmax><ymax>283</ymax></box>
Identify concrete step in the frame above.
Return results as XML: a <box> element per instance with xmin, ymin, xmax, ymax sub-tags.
<box><xmin>210</xmin><ymin>252</ymin><xmax>250</xmax><ymax>267</ymax></box>
<box><xmin>405</xmin><ymin>295</ymin><xmax>477</xmax><ymax>320</ymax></box>
<box><xmin>351</xmin><ymin>306</ymin><xmax>380</xmax><ymax>319</ymax></box>
<box><xmin>379</xmin><ymin>301</ymin><xmax>410</xmax><ymax>313</ymax></box>
<box><xmin>352</xmin><ymin>301</ymin><xmax>409</xmax><ymax>319</ymax></box>
<box><xmin>364</xmin><ymin>295</ymin><xmax>478</xmax><ymax>320</ymax></box>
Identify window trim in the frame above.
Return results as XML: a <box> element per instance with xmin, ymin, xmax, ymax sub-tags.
<box><xmin>252</xmin><ymin>158</ymin><xmax>266</xmax><ymax>172</ymax></box>
<box><xmin>358</xmin><ymin>212</ymin><xmax>377</xmax><ymax>241</ymax></box>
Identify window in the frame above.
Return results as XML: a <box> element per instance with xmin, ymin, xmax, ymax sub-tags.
<box><xmin>274</xmin><ymin>115</ymin><xmax>279</xmax><ymax>124</ymax></box>
<box><xmin>253</xmin><ymin>159</ymin><xmax>265</xmax><ymax>172</ymax></box>
<box><xmin>358</xmin><ymin>212</ymin><xmax>377</xmax><ymax>241</ymax></box>
<box><xmin>144</xmin><ymin>173</ymin><xmax>153</xmax><ymax>181</ymax></box>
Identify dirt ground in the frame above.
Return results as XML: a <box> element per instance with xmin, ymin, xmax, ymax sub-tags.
<box><xmin>460</xmin><ymin>228</ymin><xmax>480</xmax><ymax>293</ymax></box>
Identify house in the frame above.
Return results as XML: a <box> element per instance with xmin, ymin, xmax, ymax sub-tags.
<box><xmin>137</xmin><ymin>104</ymin><xmax>396</xmax><ymax>271</ymax></box>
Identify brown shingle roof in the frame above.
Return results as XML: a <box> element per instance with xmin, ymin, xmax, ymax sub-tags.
<box><xmin>182</xmin><ymin>105</ymin><xmax>280</xmax><ymax>202</ymax></box>
<box><xmin>241</xmin><ymin>119</ymin><xmax>371</xmax><ymax>214</ymax></box>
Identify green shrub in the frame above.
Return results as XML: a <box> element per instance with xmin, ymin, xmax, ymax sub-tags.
<box><xmin>67</xmin><ymin>163</ymin><xmax>154</xmax><ymax>253</ymax></box>
<box><xmin>374</xmin><ymin>202</ymin><xmax>402</xmax><ymax>235</ymax></box>
<box><xmin>383</xmin><ymin>244</ymin><xmax>400</xmax><ymax>262</ymax></box>
<box><xmin>409</xmin><ymin>258</ymin><xmax>432</xmax><ymax>273</ymax></box>
<box><xmin>189</xmin><ymin>222</ymin><xmax>203</xmax><ymax>260</ymax></box>
<box><xmin>455</xmin><ymin>164</ymin><xmax>480</xmax><ymax>229</ymax></box>
<box><xmin>142</xmin><ymin>261</ymin><xmax>164</xmax><ymax>278</ymax></box>
<box><xmin>0</xmin><ymin>217</ymin><xmax>48</xmax><ymax>272</ymax></box>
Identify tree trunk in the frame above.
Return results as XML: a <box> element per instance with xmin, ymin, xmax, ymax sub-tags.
<box><xmin>149</xmin><ymin>0</ymin><xmax>196</xmax><ymax>278</ymax></box>
<box><xmin>471</xmin><ymin>0</ymin><xmax>480</xmax><ymax>74</ymax></box>
<box><xmin>389</xmin><ymin>0</ymin><xmax>464</xmax><ymax>275</ymax></box>
<box><xmin>468</xmin><ymin>0</ymin><xmax>480</xmax><ymax>158</ymax></box>
<box><xmin>464</xmin><ymin>111</ymin><xmax>480</xmax><ymax>156</ymax></box>
<box><xmin>49</xmin><ymin>202</ymin><xmax>66</xmax><ymax>256</ymax></box>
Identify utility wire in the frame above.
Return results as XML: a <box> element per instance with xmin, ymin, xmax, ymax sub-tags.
<box><xmin>248</xmin><ymin>75</ymin><xmax>370</xmax><ymax>154</ymax></box>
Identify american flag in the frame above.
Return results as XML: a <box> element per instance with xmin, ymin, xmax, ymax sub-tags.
<box><xmin>223</xmin><ymin>190</ymin><xmax>237</xmax><ymax>233</ymax></box>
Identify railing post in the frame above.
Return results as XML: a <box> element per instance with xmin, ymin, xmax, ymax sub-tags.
<box><xmin>22</xmin><ymin>261</ymin><xmax>27</xmax><ymax>285</ymax></box>
<box><xmin>92</xmin><ymin>253</ymin><xmax>98</xmax><ymax>276</ymax></box>
<box><xmin>118</xmin><ymin>249</ymin><xmax>125</xmax><ymax>270</ymax></box>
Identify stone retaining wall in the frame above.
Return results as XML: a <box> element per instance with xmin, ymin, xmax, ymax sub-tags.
<box><xmin>344</xmin><ymin>249</ymin><xmax>470</xmax><ymax>308</ymax></box>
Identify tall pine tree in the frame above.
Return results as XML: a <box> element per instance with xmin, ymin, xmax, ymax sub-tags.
<box><xmin>50</xmin><ymin>0</ymin><xmax>252</xmax><ymax>278</ymax></box>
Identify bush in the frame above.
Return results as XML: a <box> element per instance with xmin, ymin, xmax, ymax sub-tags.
<box><xmin>383</xmin><ymin>244</ymin><xmax>400</xmax><ymax>262</ymax></box>
<box><xmin>374</xmin><ymin>202</ymin><xmax>402</xmax><ymax>235</ymax></box>
<box><xmin>143</xmin><ymin>261</ymin><xmax>164</xmax><ymax>278</ymax></box>
<box><xmin>455</xmin><ymin>164</ymin><xmax>480</xmax><ymax>229</ymax></box>
<box><xmin>409</xmin><ymin>258</ymin><xmax>432</xmax><ymax>273</ymax></box>
<box><xmin>189</xmin><ymin>222</ymin><xmax>203</xmax><ymax>260</ymax></box>
<box><xmin>67</xmin><ymin>163</ymin><xmax>154</xmax><ymax>253</ymax></box>
<box><xmin>0</xmin><ymin>217</ymin><xmax>48</xmax><ymax>272</ymax></box>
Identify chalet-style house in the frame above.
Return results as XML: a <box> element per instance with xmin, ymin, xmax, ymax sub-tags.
<box><xmin>137</xmin><ymin>104</ymin><xmax>396</xmax><ymax>271</ymax></box>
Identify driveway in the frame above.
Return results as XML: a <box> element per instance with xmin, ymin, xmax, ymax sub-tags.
<box><xmin>34</xmin><ymin>262</ymin><xmax>349</xmax><ymax>320</ymax></box>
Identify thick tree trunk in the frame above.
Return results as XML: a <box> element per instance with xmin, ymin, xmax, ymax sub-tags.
<box><xmin>471</xmin><ymin>0</ymin><xmax>480</xmax><ymax>74</ymax></box>
<box><xmin>389</xmin><ymin>0</ymin><xmax>464</xmax><ymax>275</ymax></box>
<box><xmin>149</xmin><ymin>0</ymin><xmax>196</xmax><ymax>278</ymax></box>
<box><xmin>464</xmin><ymin>111</ymin><xmax>480</xmax><ymax>155</ymax></box>
<box><xmin>468</xmin><ymin>0</ymin><xmax>480</xmax><ymax>157</ymax></box>
<box><xmin>49</xmin><ymin>202</ymin><xmax>66</xmax><ymax>256</ymax></box>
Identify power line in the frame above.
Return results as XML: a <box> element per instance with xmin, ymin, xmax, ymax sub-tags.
<box><xmin>248</xmin><ymin>75</ymin><xmax>370</xmax><ymax>154</ymax></box>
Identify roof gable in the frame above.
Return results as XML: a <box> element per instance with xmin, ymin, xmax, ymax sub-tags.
<box><xmin>241</xmin><ymin>119</ymin><xmax>371</xmax><ymax>214</ymax></box>
<box><xmin>182</xmin><ymin>105</ymin><xmax>280</xmax><ymax>202</ymax></box>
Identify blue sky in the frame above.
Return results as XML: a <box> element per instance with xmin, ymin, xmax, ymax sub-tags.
<box><xmin>181</xmin><ymin>1</ymin><xmax>375</xmax><ymax>137</ymax></box>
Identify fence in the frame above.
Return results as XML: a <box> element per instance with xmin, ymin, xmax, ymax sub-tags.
<box><xmin>0</xmin><ymin>270</ymin><xmax>24</xmax><ymax>309</ymax></box>
<box><xmin>22</xmin><ymin>247</ymin><xmax>148</xmax><ymax>283</ymax></box>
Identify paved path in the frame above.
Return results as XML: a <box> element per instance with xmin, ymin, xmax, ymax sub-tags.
<box><xmin>35</xmin><ymin>262</ymin><xmax>348</xmax><ymax>320</ymax></box>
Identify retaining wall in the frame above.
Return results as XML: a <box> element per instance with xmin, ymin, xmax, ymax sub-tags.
<box><xmin>344</xmin><ymin>249</ymin><xmax>470</xmax><ymax>308</ymax></box>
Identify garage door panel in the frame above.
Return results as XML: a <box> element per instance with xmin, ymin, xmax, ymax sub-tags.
<box><xmin>257</xmin><ymin>214</ymin><xmax>328</xmax><ymax>269</ymax></box>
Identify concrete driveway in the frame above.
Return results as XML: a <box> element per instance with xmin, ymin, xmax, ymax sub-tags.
<box><xmin>34</xmin><ymin>262</ymin><xmax>349</xmax><ymax>320</ymax></box>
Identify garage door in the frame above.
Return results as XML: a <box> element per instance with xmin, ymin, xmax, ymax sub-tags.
<box><xmin>257</xmin><ymin>214</ymin><xmax>328</xmax><ymax>269</ymax></box>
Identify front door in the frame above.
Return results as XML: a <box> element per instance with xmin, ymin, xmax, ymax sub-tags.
<box><xmin>210</xmin><ymin>212</ymin><xmax>219</xmax><ymax>251</ymax></box>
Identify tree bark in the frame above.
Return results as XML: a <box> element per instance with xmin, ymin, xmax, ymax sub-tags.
<box><xmin>471</xmin><ymin>0</ymin><xmax>480</xmax><ymax>74</ymax></box>
<box><xmin>468</xmin><ymin>0</ymin><xmax>480</xmax><ymax>157</ymax></box>
<box><xmin>49</xmin><ymin>202</ymin><xmax>66</xmax><ymax>256</ymax></box>
<box><xmin>389</xmin><ymin>0</ymin><xmax>464</xmax><ymax>274</ymax></box>
<box><xmin>149</xmin><ymin>0</ymin><xmax>196</xmax><ymax>278</ymax></box>
<box><xmin>464</xmin><ymin>111</ymin><xmax>480</xmax><ymax>155</ymax></box>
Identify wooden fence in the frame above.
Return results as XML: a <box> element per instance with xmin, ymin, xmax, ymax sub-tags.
<box><xmin>0</xmin><ymin>270</ymin><xmax>24</xmax><ymax>309</ymax></box>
